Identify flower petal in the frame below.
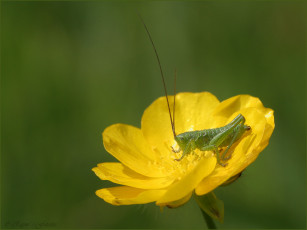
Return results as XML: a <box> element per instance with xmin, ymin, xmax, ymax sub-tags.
<box><xmin>156</xmin><ymin>155</ymin><xmax>217</xmax><ymax>204</ymax></box>
<box><xmin>173</xmin><ymin>92</ymin><xmax>221</xmax><ymax>132</ymax></box>
<box><xmin>141</xmin><ymin>92</ymin><xmax>220</xmax><ymax>159</ymax></box>
<box><xmin>256</xmin><ymin>108</ymin><xmax>275</xmax><ymax>151</ymax></box>
<box><xmin>164</xmin><ymin>192</ymin><xmax>193</xmax><ymax>208</ymax></box>
<box><xmin>96</xmin><ymin>186</ymin><xmax>166</xmax><ymax>205</ymax></box>
<box><xmin>195</xmin><ymin>107</ymin><xmax>267</xmax><ymax>195</ymax></box>
<box><xmin>234</xmin><ymin>108</ymin><xmax>275</xmax><ymax>173</ymax></box>
<box><xmin>92</xmin><ymin>163</ymin><xmax>174</xmax><ymax>189</ymax></box>
<box><xmin>212</xmin><ymin>94</ymin><xmax>264</xmax><ymax>122</ymax></box>
<box><xmin>103</xmin><ymin>124</ymin><xmax>165</xmax><ymax>177</ymax></box>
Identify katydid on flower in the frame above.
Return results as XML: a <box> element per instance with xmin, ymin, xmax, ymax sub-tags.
<box><xmin>140</xmin><ymin>17</ymin><xmax>251</xmax><ymax>166</ymax></box>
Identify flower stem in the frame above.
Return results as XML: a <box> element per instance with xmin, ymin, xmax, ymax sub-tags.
<box><xmin>200</xmin><ymin>208</ymin><xmax>217</xmax><ymax>229</ymax></box>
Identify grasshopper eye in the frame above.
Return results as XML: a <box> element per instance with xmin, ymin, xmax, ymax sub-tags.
<box><xmin>175</xmin><ymin>135</ymin><xmax>184</xmax><ymax>143</ymax></box>
<box><xmin>246</xmin><ymin>126</ymin><xmax>251</xmax><ymax>131</ymax></box>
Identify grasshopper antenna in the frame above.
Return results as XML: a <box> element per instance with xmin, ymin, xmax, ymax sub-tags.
<box><xmin>173</xmin><ymin>69</ymin><xmax>177</xmax><ymax>136</ymax></box>
<box><xmin>138</xmin><ymin>15</ymin><xmax>176</xmax><ymax>138</ymax></box>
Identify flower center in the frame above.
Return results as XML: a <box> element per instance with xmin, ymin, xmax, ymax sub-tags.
<box><xmin>149</xmin><ymin>141</ymin><xmax>216</xmax><ymax>181</ymax></box>
<box><xmin>152</xmin><ymin>141</ymin><xmax>215</xmax><ymax>181</ymax></box>
<box><xmin>173</xmin><ymin>149</ymin><xmax>215</xmax><ymax>180</ymax></box>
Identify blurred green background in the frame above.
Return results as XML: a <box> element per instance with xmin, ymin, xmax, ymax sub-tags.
<box><xmin>1</xmin><ymin>1</ymin><xmax>306</xmax><ymax>229</ymax></box>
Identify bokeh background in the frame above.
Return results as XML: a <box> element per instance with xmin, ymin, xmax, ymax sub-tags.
<box><xmin>1</xmin><ymin>1</ymin><xmax>306</xmax><ymax>228</ymax></box>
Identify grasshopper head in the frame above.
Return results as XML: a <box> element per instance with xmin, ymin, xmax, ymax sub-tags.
<box><xmin>174</xmin><ymin>133</ymin><xmax>190</xmax><ymax>151</ymax></box>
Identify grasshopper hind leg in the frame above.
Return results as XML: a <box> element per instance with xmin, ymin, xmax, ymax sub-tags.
<box><xmin>221</xmin><ymin>124</ymin><xmax>251</xmax><ymax>161</ymax></box>
<box><xmin>215</xmin><ymin>148</ymin><xmax>228</xmax><ymax>167</ymax></box>
<box><xmin>200</xmin><ymin>144</ymin><xmax>228</xmax><ymax>167</ymax></box>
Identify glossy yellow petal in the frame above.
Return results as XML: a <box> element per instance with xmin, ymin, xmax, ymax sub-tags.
<box><xmin>96</xmin><ymin>186</ymin><xmax>166</xmax><ymax>205</ymax></box>
<box><xmin>257</xmin><ymin>108</ymin><xmax>275</xmax><ymax>150</ymax></box>
<box><xmin>164</xmin><ymin>192</ymin><xmax>193</xmax><ymax>208</ymax></box>
<box><xmin>230</xmin><ymin>108</ymin><xmax>268</xmax><ymax>175</ymax></box>
<box><xmin>195</xmin><ymin>108</ymin><xmax>267</xmax><ymax>196</ymax></box>
<box><xmin>236</xmin><ymin>108</ymin><xmax>275</xmax><ymax>171</ymax></box>
<box><xmin>172</xmin><ymin>92</ymin><xmax>221</xmax><ymax>132</ymax></box>
<box><xmin>92</xmin><ymin>163</ymin><xmax>174</xmax><ymax>189</ymax></box>
<box><xmin>103</xmin><ymin>124</ymin><xmax>165</xmax><ymax>177</ymax></box>
<box><xmin>212</xmin><ymin>94</ymin><xmax>264</xmax><ymax>121</ymax></box>
<box><xmin>141</xmin><ymin>92</ymin><xmax>220</xmax><ymax>159</ymax></box>
<box><xmin>141</xmin><ymin>95</ymin><xmax>174</xmax><ymax>160</ymax></box>
<box><xmin>157</xmin><ymin>156</ymin><xmax>217</xmax><ymax>204</ymax></box>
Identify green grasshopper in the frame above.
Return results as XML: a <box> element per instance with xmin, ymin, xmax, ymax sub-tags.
<box><xmin>140</xmin><ymin>18</ymin><xmax>251</xmax><ymax>166</ymax></box>
<box><xmin>173</xmin><ymin>114</ymin><xmax>251</xmax><ymax>166</ymax></box>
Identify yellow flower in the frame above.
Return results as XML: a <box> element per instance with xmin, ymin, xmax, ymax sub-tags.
<box><xmin>92</xmin><ymin>92</ymin><xmax>274</xmax><ymax>208</ymax></box>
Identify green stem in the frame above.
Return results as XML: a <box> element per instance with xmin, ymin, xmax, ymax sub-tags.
<box><xmin>200</xmin><ymin>208</ymin><xmax>217</xmax><ymax>229</ymax></box>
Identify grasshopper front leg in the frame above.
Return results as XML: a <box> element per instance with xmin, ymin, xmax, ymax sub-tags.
<box><xmin>175</xmin><ymin>140</ymin><xmax>195</xmax><ymax>161</ymax></box>
<box><xmin>171</xmin><ymin>146</ymin><xmax>181</xmax><ymax>153</ymax></box>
